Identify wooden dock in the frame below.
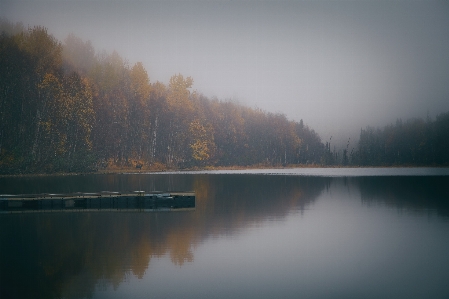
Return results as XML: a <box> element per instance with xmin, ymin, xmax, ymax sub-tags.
<box><xmin>0</xmin><ymin>191</ymin><xmax>195</xmax><ymax>213</ymax></box>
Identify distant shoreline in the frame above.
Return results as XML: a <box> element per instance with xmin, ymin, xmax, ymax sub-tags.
<box><xmin>1</xmin><ymin>164</ymin><xmax>448</xmax><ymax>178</ymax></box>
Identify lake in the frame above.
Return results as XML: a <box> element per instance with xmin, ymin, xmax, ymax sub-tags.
<box><xmin>1</xmin><ymin>168</ymin><xmax>449</xmax><ymax>299</ymax></box>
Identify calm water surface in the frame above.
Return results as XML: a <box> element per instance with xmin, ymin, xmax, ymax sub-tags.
<box><xmin>1</xmin><ymin>168</ymin><xmax>448</xmax><ymax>299</ymax></box>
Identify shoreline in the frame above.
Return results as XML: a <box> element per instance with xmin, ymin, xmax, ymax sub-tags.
<box><xmin>1</xmin><ymin>164</ymin><xmax>448</xmax><ymax>178</ymax></box>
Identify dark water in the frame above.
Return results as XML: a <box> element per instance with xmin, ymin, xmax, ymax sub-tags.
<box><xmin>1</xmin><ymin>169</ymin><xmax>449</xmax><ymax>299</ymax></box>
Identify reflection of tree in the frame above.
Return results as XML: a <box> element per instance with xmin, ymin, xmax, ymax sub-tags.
<box><xmin>129</xmin><ymin>236</ymin><xmax>152</xmax><ymax>279</ymax></box>
<box><xmin>2</xmin><ymin>175</ymin><xmax>448</xmax><ymax>299</ymax></box>
<box><xmin>167</xmin><ymin>228</ymin><xmax>195</xmax><ymax>266</ymax></box>
<box><xmin>195</xmin><ymin>175</ymin><xmax>326</xmax><ymax>238</ymax></box>
<box><xmin>0</xmin><ymin>174</ymin><xmax>326</xmax><ymax>299</ymax></box>
<box><xmin>358</xmin><ymin>176</ymin><xmax>449</xmax><ymax>217</ymax></box>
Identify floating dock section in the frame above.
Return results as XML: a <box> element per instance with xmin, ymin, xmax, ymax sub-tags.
<box><xmin>0</xmin><ymin>191</ymin><xmax>195</xmax><ymax>213</ymax></box>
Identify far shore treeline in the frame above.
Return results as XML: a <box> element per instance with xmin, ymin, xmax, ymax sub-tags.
<box><xmin>1</xmin><ymin>21</ymin><xmax>448</xmax><ymax>174</ymax></box>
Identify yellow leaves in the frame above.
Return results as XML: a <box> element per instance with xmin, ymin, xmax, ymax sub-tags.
<box><xmin>189</xmin><ymin>119</ymin><xmax>207</xmax><ymax>136</ymax></box>
<box><xmin>20</xmin><ymin>26</ymin><xmax>63</xmax><ymax>78</ymax></box>
<box><xmin>37</xmin><ymin>72</ymin><xmax>95</xmax><ymax>156</ymax></box>
<box><xmin>150</xmin><ymin>81</ymin><xmax>167</xmax><ymax>101</ymax></box>
<box><xmin>38</xmin><ymin>73</ymin><xmax>62</xmax><ymax>98</ymax></box>
<box><xmin>189</xmin><ymin>119</ymin><xmax>215</xmax><ymax>162</ymax></box>
<box><xmin>169</xmin><ymin>73</ymin><xmax>193</xmax><ymax>90</ymax></box>
<box><xmin>130</xmin><ymin>62</ymin><xmax>151</xmax><ymax>101</ymax></box>
<box><xmin>167</xmin><ymin>74</ymin><xmax>194</xmax><ymax>112</ymax></box>
<box><xmin>190</xmin><ymin>140</ymin><xmax>210</xmax><ymax>161</ymax></box>
<box><xmin>90</xmin><ymin>51</ymin><xmax>126</xmax><ymax>93</ymax></box>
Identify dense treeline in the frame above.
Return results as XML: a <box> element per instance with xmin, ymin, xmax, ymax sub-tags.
<box><xmin>1</xmin><ymin>21</ymin><xmax>448</xmax><ymax>174</ymax></box>
<box><xmin>353</xmin><ymin>114</ymin><xmax>449</xmax><ymax>166</ymax></box>
<box><xmin>0</xmin><ymin>22</ymin><xmax>324</xmax><ymax>174</ymax></box>
<box><xmin>321</xmin><ymin>114</ymin><xmax>449</xmax><ymax>167</ymax></box>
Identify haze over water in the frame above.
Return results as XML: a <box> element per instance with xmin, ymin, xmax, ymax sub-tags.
<box><xmin>1</xmin><ymin>169</ymin><xmax>448</xmax><ymax>298</ymax></box>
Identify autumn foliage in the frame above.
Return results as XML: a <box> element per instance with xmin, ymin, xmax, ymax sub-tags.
<box><xmin>3</xmin><ymin>21</ymin><xmax>446</xmax><ymax>174</ymax></box>
<box><xmin>0</xmin><ymin>22</ymin><xmax>324</xmax><ymax>174</ymax></box>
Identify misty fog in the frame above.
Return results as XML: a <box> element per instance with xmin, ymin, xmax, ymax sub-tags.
<box><xmin>2</xmin><ymin>0</ymin><xmax>449</xmax><ymax>147</ymax></box>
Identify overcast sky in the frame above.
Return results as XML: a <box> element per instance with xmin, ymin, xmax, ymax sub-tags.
<box><xmin>2</xmin><ymin>0</ymin><xmax>449</xmax><ymax>144</ymax></box>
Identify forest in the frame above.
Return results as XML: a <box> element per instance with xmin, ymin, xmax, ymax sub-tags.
<box><xmin>1</xmin><ymin>21</ymin><xmax>448</xmax><ymax>174</ymax></box>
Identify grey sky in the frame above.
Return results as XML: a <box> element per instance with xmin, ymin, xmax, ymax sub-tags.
<box><xmin>2</xmin><ymin>0</ymin><xmax>449</xmax><ymax>144</ymax></box>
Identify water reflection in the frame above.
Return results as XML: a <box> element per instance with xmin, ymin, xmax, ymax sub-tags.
<box><xmin>0</xmin><ymin>174</ymin><xmax>448</xmax><ymax>298</ymax></box>
<box><xmin>357</xmin><ymin>176</ymin><xmax>449</xmax><ymax>217</ymax></box>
